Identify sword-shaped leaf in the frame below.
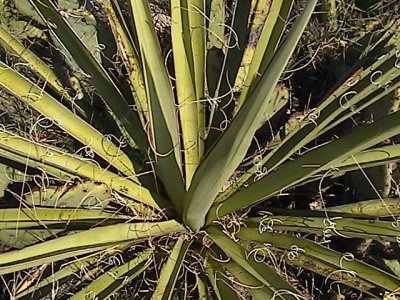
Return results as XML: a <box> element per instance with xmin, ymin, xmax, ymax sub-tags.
<box><xmin>15</xmin><ymin>249</ymin><xmax>109</xmax><ymax>299</ymax></box>
<box><xmin>0</xmin><ymin>61</ymin><xmax>138</xmax><ymax>179</ymax></box>
<box><xmin>237</xmin><ymin>227</ymin><xmax>400</xmax><ymax>291</ymax></box>
<box><xmin>102</xmin><ymin>0</ymin><xmax>149</xmax><ymax>123</ymax></box>
<box><xmin>233</xmin><ymin>43</ymin><xmax>400</xmax><ymax>191</ymax></box>
<box><xmin>70</xmin><ymin>249</ymin><xmax>153</xmax><ymax>300</ymax></box>
<box><xmin>151</xmin><ymin>236</ymin><xmax>191</xmax><ymax>300</ymax></box>
<box><xmin>185</xmin><ymin>0</ymin><xmax>318</xmax><ymax>231</ymax></box>
<box><xmin>204</xmin><ymin>259</ymin><xmax>241</xmax><ymax>300</ymax></box>
<box><xmin>0</xmin><ymin>220</ymin><xmax>185</xmax><ymax>275</ymax></box>
<box><xmin>130</xmin><ymin>0</ymin><xmax>185</xmax><ymax>212</ymax></box>
<box><xmin>28</xmin><ymin>0</ymin><xmax>149</xmax><ymax>153</ymax></box>
<box><xmin>0</xmin><ymin>131</ymin><xmax>163</xmax><ymax>209</ymax></box>
<box><xmin>218</xmin><ymin>260</ymin><xmax>280</xmax><ymax>299</ymax></box>
<box><xmin>247</xmin><ymin>215</ymin><xmax>400</xmax><ymax>241</ymax></box>
<box><xmin>323</xmin><ymin>198</ymin><xmax>400</xmax><ymax>216</ymax></box>
<box><xmin>207</xmin><ymin>226</ymin><xmax>300</xmax><ymax>296</ymax></box>
<box><xmin>235</xmin><ymin>0</ymin><xmax>293</xmax><ymax>111</ymax></box>
<box><xmin>171</xmin><ymin>0</ymin><xmax>202</xmax><ymax>187</ymax></box>
<box><xmin>207</xmin><ymin>108</ymin><xmax>400</xmax><ymax>222</ymax></box>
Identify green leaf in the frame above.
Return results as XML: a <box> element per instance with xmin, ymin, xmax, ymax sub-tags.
<box><xmin>24</xmin><ymin>181</ymin><xmax>112</xmax><ymax>209</ymax></box>
<box><xmin>151</xmin><ymin>236</ymin><xmax>191</xmax><ymax>300</ymax></box>
<box><xmin>219</xmin><ymin>260</ymin><xmax>277</xmax><ymax>299</ymax></box>
<box><xmin>207</xmin><ymin>226</ymin><xmax>300</xmax><ymax>296</ymax></box>
<box><xmin>102</xmin><ymin>0</ymin><xmax>149</xmax><ymax>123</ymax></box>
<box><xmin>237</xmin><ymin>227</ymin><xmax>400</xmax><ymax>291</ymax></box>
<box><xmin>324</xmin><ymin>198</ymin><xmax>400</xmax><ymax>216</ymax></box>
<box><xmin>15</xmin><ymin>251</ymin><xmax>101</xmax><ymax>299</ymax></box>
<box><xmin>0</xmin><ymin>208</ymin><xmax>129</xmax><ymax>227</ymax></box>
<box><xmin>259</xmin><ymin>246</ymin><xmax>377</xmax><ymax>295</ymax></box>
<box><xmin>188</xmin><ymin>0</ymin><xmax>206</xmax><ymax>162</ymax></box>
<box><xmin>334</xmin><ymin>145</ymin><xmax>400</xmax><ymax>170</ymax></box>
<box><xmin>318</xmin><ymin>81</ymin><xmax>400</xmax><ymax>138</ymax></box>
<box><xmin>205</xmin><ymin>0</ymin><xmax>251</xmax><ymax>147</ymax></box>
<box><xmin>216</xmin><ymin>86</ymin><xmax>290</xmax><ymax>203</ymax></box>
<box><xmin>313</xmin><ymin>145</ymin><xmax>400</xmax><ymax>182</ymax></box>
<box><xmin>71</xmin><ymin>249</ymin><xmax>153</xmax><ymax>300</ymax></box>
<box><xmin>196</xmin><ymin>272</ymin><xmax>210</xmax><ymax>300</ymax></box>
<box><xmin>130</xmin><ymin>0</ymin><xmax>185</xmax><ymax>212</ymax></box>
<box><xmin>29</xmin><ymin>0</ymin><xmax>149</xmax><ymax>153</ymax></box>
<box><xmin>0</xmin><ymin>26</ymin><xmax>69</xmax><ymax>105</ymax></box>
<box><xmin>0</xmin><ymin>220</ymin><xmax>185</xmax><ymax>275</ymax></box>
<box><xmin>0</xmin><ymin>147</ymin><xmax>71</xmax><ymax>182</ymax></box>
<box><xmin>0</xmin><ymin>130</ymin><xmax>162</xmax><ymax>209</ymax></box>
<box><xmin>0</xmin><ymin>229</ymin><xmax>62</xmax><ymax>249</ymax></box>
<box><xmin>185</xmin><ymin>0</ymin><xmax>318</xmax><ymax>231</ymax></box>
<box><xmin>241</xmin><ymin>43</ymin><xmax>400</xmax><ymax>186</ymax></box>
<box><xmin>204</xmin><ymin>259</ymin><xmax>241</xmax><ymax>300</ymax></box>
<box><xmin>247</xmin><ymin>215</ymin><xmax>400</xmax><ymax>241</ymax></box>
<box><xmin>207</xmin><ymin>108</ymin><xmax>400</xmax><ymax>222</ymax></box>
<box><xmin>0</xmin><ymin>207</ymin><xmax>136</xmax><ymax>248</ymax></box>
<box><xmin>0</xmin><ymin>61</ymin><xmax>138</xmax><ymax>180</ymax></box>
<box><xmin>171</xmin><ymin>0</ymin><xmax>201</xmax><ymax>187</ymax></box>
<box><xmin>235</xmin><ymin>0</ymin><xmax>293</xmax><ymax>111</ymax></box>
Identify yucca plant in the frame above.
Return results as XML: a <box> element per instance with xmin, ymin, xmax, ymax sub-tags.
<box><xmin>0</xmin><ymin>0</ymin><xmax>400</xmax><ymax>298</ymax></box>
